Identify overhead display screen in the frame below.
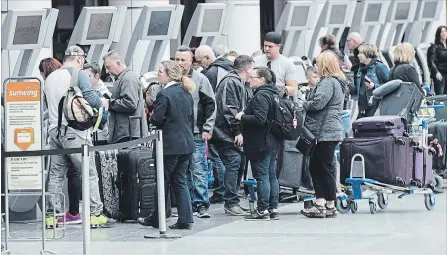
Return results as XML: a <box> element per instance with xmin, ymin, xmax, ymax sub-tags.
<box><xmin>394</xmin><ymin>2</ymin><xmax>411</xmax><ymax>20</ymax></box>
<box><xmin>329</xmin><ymin>5</ymin><xmax>347</xmax><ymax>25</ymax></box>
<box><xmin>147</xmin><ymin>10</ymin><xmax>172</xmax><ymax>36</ymax></box>
<box><xmin>86</xmin><ymin>13</ymin><xmax>113</xmax><ymax>40</ymax></box>
<box><xmin>13</xmin><ymin>15</ymin><xmax>42</xmax><ymax>45</ymax></box>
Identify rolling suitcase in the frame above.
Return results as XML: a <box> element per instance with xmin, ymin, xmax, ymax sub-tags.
<box><xmin>116</xmin><ymin>116</ymin><xmax>159</xmax><ymax>222</ymax></box>
<box><xmin>352</xmin><ymin>115</ymin><xmax>407</xmax><ymax>138</ymax></box>
<box><xmin>94</xmin><ymin>145</ymin><xmax>120</xmax><ymax>219</ymax></box>
<box><xmin>276</xmin><ymin>140</ymin><xmax>305</xmax><ymax>189</ymax></box>
<box><xmin>340</xmin><ymin>136</ymin><xmax>414</xmax><ymax>186</ymax></box>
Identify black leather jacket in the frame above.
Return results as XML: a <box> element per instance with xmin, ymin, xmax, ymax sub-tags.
<box><xmin>427</xmin><ymin>43</ymin><xmax>447</xmax><ymax>77</ymax></box>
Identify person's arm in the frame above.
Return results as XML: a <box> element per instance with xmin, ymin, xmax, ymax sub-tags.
<box><xmin>375</xmin><ymin>64</ymin><xmax>389</xmax><ymax>87</ymax></box>
<box><xmin>77</xmin><ymin>70</ymin><xmax>102</xmax><ymax>109</ymax></box>
<box><xmin>199</xmin><ymin>76</ymin><xmax>217</xmax><ymax>134</ymax></box>
<box><xmin>303</xmin><ymin>78</ymin><xmax>334</xmax><ymax>112</ymax></box>
<box><xmin>109</xmin><ymin>78</ymin><xmax>140</xmax><ymax>113</ymax></box>
<box><xmin>285</xmin><ymin>61</ymin><xmax>297</xmax><ymax>96</ymax></box>
<box><xmin>407</xmin><ymin>66</ymin><xmax>421</xmax><ymax>87</ymax></box>
<box><xmin>150</xmin><ymin>93</ymin><xmax>168</xmax><ymax>127</ymax></box>
<box><xmin>241</xmin><ymin>94</ymin><xmax>269</xmax><ymax>127</ymax></box>
<box><xmin>223</xmin><ymin>80</ymin><xmax>243</xmax><ymax>137</ymax></box>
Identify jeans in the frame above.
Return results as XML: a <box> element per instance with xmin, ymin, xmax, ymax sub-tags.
<box><xmin>151</xmin><ymin>154</ymin><xmax>194</xmax><ymax>224</ymax></box>
<box><xmin>208</xmin><ymin>143</ymin><xmax>225</xmax><ymax>197</ymax></box>
<box><xmin>187</xmin><ymin>135</ymin><xmax>210</xmax><ymax>209</ymax></box>
<box><xmin>215</xmin><ymin>144</ymin><xmax>242</xmax><ymax>207</ymax></box>
<box><xmin>46</xmin><ymin>128</ymin><xmax>103</xmax><ymax>215</ymax></box>
<box><xmin>250</xmin><ymin>150</ymin><xmax>279</xmax><ymax>211</ymax></box>
<box><xmin>309</xmin><ymin>141</ymin><xmax>338</xmax><ymax>201</ymax></box>
<box><xmin>433</xmin><ymin>74</ymin><xmax>447</xmax><ymax>95</ymax></box>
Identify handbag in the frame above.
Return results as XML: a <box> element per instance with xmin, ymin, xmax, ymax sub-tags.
<box><xmin>295</xmin><ymin>77</ymin><xmax>337</xmax><ymax>156</ymax></box>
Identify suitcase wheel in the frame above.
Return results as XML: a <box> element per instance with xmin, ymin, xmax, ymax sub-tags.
<box><xmin>424</xmin><ymin>193</ymin><xmax>436</xmax><ymax>210</ymax></box>
<box><xmin>395</xmin><ymin>177</ymin><xmax>405</xmax><ymax>186</ymax></box>
<box><xmin>428</xmin><ymin>147</ymin><xmax>437</xmax><ymax>155</ymax></box>
<box><xmin>410</xmin><ymin>139</ymin><xmax>418</xmax><ymax>146</ymax></box>
<box><xmin>350</xmin><ymin>200</ymin><xmax>358</xmax><ymax>213</ymax></box>
<box><xmin>397</xmin><ymin>139</ymin><xmax>406</xmax><ymax>145</ymax></box>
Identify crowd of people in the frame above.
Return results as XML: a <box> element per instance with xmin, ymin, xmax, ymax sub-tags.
<box><xmin>34</xmin><ymin>25</ymin><xmax>446</xmax><ymax>229</ymax></box>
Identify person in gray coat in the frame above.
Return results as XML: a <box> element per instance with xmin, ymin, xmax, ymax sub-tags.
<box><xmin>103</xmin><ymin>51</ymin><xmax>148</xmax><ymax>143</ymax></box>
<box><xmin>175</xmin><ymin>45</ymin><xmax>216</xmax><ymax>218</ymax></box>
<box><xmin>301</xmin><ymin>51</ymin><xmax>345</xmax><ymax>219</ymax></box>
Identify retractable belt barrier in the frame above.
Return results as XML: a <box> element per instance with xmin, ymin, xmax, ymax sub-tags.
<box><xmin>2</xmin><ymin>130</ymin><xmax>178</xmax><ymax>255</ymax></box>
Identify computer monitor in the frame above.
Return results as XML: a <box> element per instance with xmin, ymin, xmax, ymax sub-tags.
<box><xmin>393</xmin><ymin>2</ymin><xmax>412</xmax><ymax>21</ymax></box>
<box><xmin>1</xmin><ymin>10</ymin><xmax>47</xmax><ymax>50</ymax></box>
<box><xmin>75</xmin><ymin>7</ymin><xmax>118</xmax><ymax>45</ymax></box>
<box><xmin>326</xmin><ymin>4</ymin><xmax>348</xmax><ymax>27</ymax></box>
<box><xmin>194</xmin><ymin>4</ymin><xmax>226</xmax><ymax>37</ymax></box>
<box><xmin>140</xmin><ymin>6</ymin><xmax>176</xmax><ymax>40</ymax></box>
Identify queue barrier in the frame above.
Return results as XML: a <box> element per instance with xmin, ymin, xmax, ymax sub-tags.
<box><xmin>2</xmin><ymin>130</ymin><xmax>179</xmax><ymax>255</ymax></box>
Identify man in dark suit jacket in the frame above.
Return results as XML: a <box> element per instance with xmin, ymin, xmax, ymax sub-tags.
<box><xmin>138</xmin><ymin>79</ymin><xmax>195</xmax><ymax>230</ymax></box>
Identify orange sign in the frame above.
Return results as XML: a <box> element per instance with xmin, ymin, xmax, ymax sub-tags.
<box><xmin>6</xmin><ymin>81</ymin><xmax>40</xmax><ymax>102</ymax></box>
<box><xmin>14</xmin><ymin>128</ymin><xmax>34</xmax><ymax>151</ymax></box>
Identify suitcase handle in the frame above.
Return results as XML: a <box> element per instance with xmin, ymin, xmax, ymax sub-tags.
<box><xmin>129</xmin><ymin>116</ymin><xmax>144</xmax><ymax>141</ymax></box>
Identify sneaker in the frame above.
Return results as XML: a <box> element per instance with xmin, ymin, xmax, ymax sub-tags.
<box><xmin>325</xmin><ymin>206</ymin><xmax>337</xmax><ymax>218</ymax></box>
<box><xmin>45</xmin><ymin>215</ymin><xmax>59</xmax><ymax>229</ymax></box>
<box><xmin>58</xmin><ymin>212</ymin><xmax>82</xmax><ymax>224</ymax></box>
<box><xmin>269</xmin><ymin>208</ymin><xmax>279</xmax><ymax>220</ymax></box>
<box><xmin>244</xmin><ymin>209</ymin><xmax>270</xmax><ymax>221</ymax></box>
<box><xmin>224</xmin><ymin>205</ymin><xmax>250</xmax><ymax>216</ymax></box>
<box><xmin>301</xmin><ymin>204</ymin><xmax>326</xmax><ymax>218</ymax></box>
<box><xmin>90</xmin><ymin>214</ymin><xmax>116</xmax><ymax>228</ymax></box>
<box><xmin>197</xmin><ymin>206</ymin><xmax>211</xmax><ymax>218</ymax></box>
<box><xmin>209</xmin><ymin>194</ymin><xmax>224</xmax><ymax>204</ymax></box>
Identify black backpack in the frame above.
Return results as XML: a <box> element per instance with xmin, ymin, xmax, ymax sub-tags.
<box><xmin>270</xmin><ymin>91</ymin><xmax>305</xmax><ymax>141</ymax></box>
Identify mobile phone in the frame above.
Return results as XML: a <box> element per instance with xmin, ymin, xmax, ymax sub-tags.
<box><xmin>364</xmin><ymin>76</ymin><xmax>372</xmax><ymax>84</ymax></box>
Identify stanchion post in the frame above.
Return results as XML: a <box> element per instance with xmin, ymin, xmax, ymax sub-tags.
<box><xmin>144</xmin><ymin>130</ymin><xmax>180</xmax><ymax>239</ymax></box>
<box><xmin>81</xmin><ymin>144</ymin><xmax>90</xmax><ymax>255</ymax></box>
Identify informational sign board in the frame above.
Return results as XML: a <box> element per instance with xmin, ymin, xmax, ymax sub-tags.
<box><xmin>4</xmin><ymin>80</ymin><xmax>42</xmax><ymax>190</ymax></box>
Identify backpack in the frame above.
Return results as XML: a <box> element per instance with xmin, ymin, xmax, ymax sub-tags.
<box><xmin>270</xmin><ymin>90</ymin><xmax>306</xmax><ymax>141</ymax></box>
<box><xmin>58</xmin><ymin>68</ymin><xmax>101</xmax><ymax>131</ymax></box>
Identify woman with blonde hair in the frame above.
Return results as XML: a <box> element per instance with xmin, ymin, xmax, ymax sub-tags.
<box><xmin>301</xmin><ymin>51</ymin><xmax>346</xmax><ymax>219</ymax></box>
<box><xmin>138</xmin><ymin>60</ymin><xmax>196</xmax><ymax>230</ymax></box>
<box><xmin>389</xmin><ymin>42</ymin><xmax>421</xmax><ymax>86</ymax></box>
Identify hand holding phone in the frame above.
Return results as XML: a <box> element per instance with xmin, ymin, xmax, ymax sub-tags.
<box><xmin>364</xmin><ymin>76</ymin><xmax>374</xmax><ymax>89</ymax></box>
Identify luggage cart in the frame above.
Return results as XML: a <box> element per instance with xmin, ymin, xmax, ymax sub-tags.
<box><xmin>336</xmin><ymin>109</ymin><xmax>442</xmax><ymax>214</ymax></box>
<box><xmin>336</xmin><ymin>154</ymin><xmax>436</xmax><ymax>214</ymax></box>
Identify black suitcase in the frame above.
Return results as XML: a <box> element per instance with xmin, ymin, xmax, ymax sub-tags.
<box><xmin>276</xmin><ymin>140</ymin><xmax>306</xmax><ymax>189</ymax></box>
<box><xmin>340</xmin><ymin>136</ymin><xmax>415</xmax><ymax>186</ymax></box>
<box><xmin>428</xmin><ymin>120</ymin><xmax>447</xmax><ymax>170</ymax></box>
<box><xmin>427</xmin><ymin>95</ymin><xmax>447</xmax><ymax>121</ymax></box>
<box><xmin>115</xmin><ymin>116</ymin><xmax>159</xmax><ymax>222</ymax></box>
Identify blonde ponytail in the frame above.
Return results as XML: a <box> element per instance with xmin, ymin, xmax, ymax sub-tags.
<box><xmin>181</xmin><ymin>75</ymin><xmax>196</xmax><ymax>93</ymax></box>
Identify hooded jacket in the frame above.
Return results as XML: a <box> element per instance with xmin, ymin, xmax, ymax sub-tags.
<box><xmin>355</xmin><ymin>57</ymin><xmax>389</xmax><ymax>111</ymax></box>
<box><xmin>203</xmin><ymin>57</ymin><xmax>234</xmax><ymax>92</ymax></box>
<box><xmin>211</xmin><ymin>71</ymin><xmax>252</xmax><ymax>149</ymax></box>
<box><xmin>241</xmin><ymin>84</ymin><xmax>282</xmax><ymax>160</ymax></box>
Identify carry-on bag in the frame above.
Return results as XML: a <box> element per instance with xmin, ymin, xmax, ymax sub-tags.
<box><xmin>340</xmin><ymin>136</ymin><xmax>414</xmax><ymax>186</ymax></box>
<box><xmin>93</xmin><ymin>132</ymin><xmax>120</xmax><ymax>219</ymax></box>
<box><xmin>352</xmin><ymin>115</ymin><xmax>407</xmax><ymax>138</ymax></box>
<box><xmin>116</xmin><ymin>116</ymin><xmax>159</xmax><ymax>222</ymax></box>
<box><xmin>276</xmin><ymin>140</ymin><xmax>306</xmax><ymax>189</ymax></box>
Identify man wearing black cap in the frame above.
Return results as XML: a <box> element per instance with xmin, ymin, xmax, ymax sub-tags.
<box><xmin>254</xmin><ymin>32</ymin><xmax>297</xmax><ymax>96</ymax></box>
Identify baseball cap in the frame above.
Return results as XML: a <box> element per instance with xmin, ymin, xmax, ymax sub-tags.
<box><xmin>264</xmin><ymin>32</ymin><xmax>282</xmax><ymax>45</ymax></box>
<box><xmin>65</xmin><ymin>45</ymin><xmax>86</xmax><ymax>57</ymax></box>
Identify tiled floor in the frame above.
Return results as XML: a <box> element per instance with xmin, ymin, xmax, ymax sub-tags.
<box><xmin>2</xmin><ymin>188</ymin><xmax>446</xmax><ymax>255</ymax></box>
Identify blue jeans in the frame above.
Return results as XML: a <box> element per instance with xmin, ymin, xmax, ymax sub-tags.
<box><xmin>187</xmin><ymin>135</ymin><xmax>210</xmax><ymax>209</ymax></box>
<box><xmin>433</xmin><ymin>74</ymin><xmax>447</xmax><ymax>95</ymax></box>
<box><xmin>250</xmin><ymin>150</ymin><xmax>279</xmax><ymax>211</ymax></box>
<box><xmin>215</xmin><ymin>144</ymin><xmax>242</xmax><ymax>207</ymax></box>
<box><xmin>208</xmin><ymin>144</ymin><xmax>225</xmax><ymax>197</ymax></box>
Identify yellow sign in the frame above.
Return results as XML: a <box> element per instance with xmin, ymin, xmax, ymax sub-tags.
<box><xmin>4</xmin><ymin>80</ymin><xmax>42</xmax><ymax>190</ymax></box>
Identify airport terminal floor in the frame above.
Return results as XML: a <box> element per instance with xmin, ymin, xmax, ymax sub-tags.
<box><xmin>2</xmin><ymin>186</ymin><xmax>447</xmax><ymax>255</ymax></box>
